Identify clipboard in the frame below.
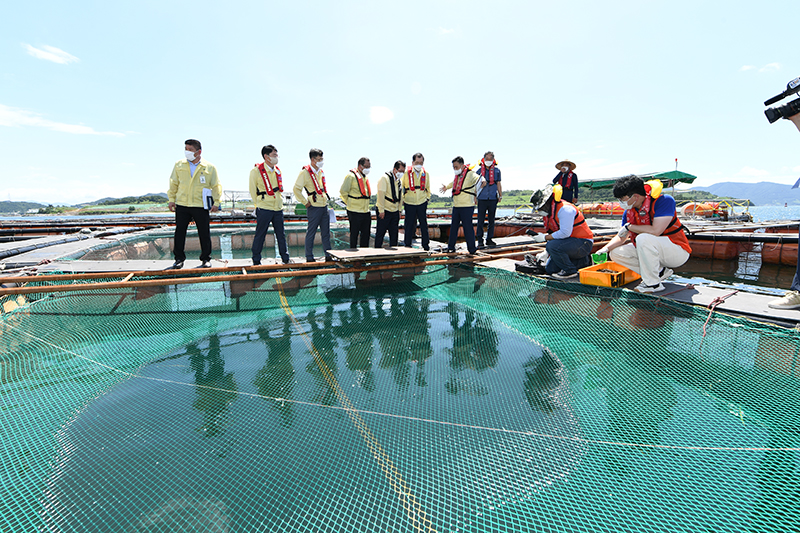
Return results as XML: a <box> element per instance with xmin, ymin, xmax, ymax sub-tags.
<box><xmin>202</xmin><ymin>188</ymin><xmax>214</xmax><ymax>210</ymax></box>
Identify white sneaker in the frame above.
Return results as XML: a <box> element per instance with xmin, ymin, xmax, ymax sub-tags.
<box><xmin>768</xmin><ymin>290</ymin><xmax>800</xmax><ymax>310</ymax></box>
<box><xmin>552</xmin><ymin>270</ymin><xmax>578</xmax><ymax>280</ymax></box>
<box><xmin>659</xmin><ymin>268</ymin><xmax>674</xmax><ymax>281</ymax></box>
<box><xmin>636</xmin><ymin>282</ymin><xmax>665</xmax><ymax>293</ymax></box>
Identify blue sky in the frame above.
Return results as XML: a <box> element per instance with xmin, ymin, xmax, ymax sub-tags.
<box><xmin>2</xmin><ymin>0</ymin><xmax>799</xmax><ymax>205</ymax></box>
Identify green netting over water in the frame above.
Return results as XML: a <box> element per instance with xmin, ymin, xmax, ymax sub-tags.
<box><xmin>2</xmin><ymin>265</ymin><xmax>799</xmax><ymax>532</ymax></box>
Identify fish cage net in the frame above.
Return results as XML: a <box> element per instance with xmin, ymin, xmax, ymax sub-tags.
<box><xmin>1</xmin><ymin>264</ymin><xmax>799</xmax><ymax>532</ymax></box>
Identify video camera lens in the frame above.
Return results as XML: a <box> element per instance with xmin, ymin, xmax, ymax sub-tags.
<box><xmin>764</xmin><ymin>98</ymin><xmax>800</xmax><ymax>124</ymax></box>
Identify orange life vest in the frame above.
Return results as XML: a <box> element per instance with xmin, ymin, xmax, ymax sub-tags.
<box><xmin>628</xmin><ymin>196</ymin><xmax>691</xmax><ymax>254</ymax></box>
<box><xmin>545</xmin><ymin>201</ymin><xmax>594</xmax><ymax>240</ymax></box>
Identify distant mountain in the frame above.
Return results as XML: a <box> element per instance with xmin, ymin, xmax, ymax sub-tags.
<box><xmin>692</xmin><ymin>181</ymin><xmax>800</xmax><ymax>206</ymax></box>
<box><xmin>77</xmin><ymin>192</ymin><xmax>169</xmax><ymax>207</ymax></box>
<box><xmin>0</xmin><ymin>201</ymin><xmax>47</xmax><ymax>214</ymax></box>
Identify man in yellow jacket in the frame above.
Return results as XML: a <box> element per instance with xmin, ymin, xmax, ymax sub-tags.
<box><xmin>375</xmin><ymin>160</ymin><xmax>405</xmax><ymax>247</ymax></box>
<box><xmin>402</xmin><ymin>152</ymin><xmax>432</xmax><ymax>250</ymax></box>
<box><xmin>340</xmin><ymin>157</ymin><xmax>372</xmax><ymax>249</ymax></box>
<box><xmin>440</xmin><ymin>156</ymin><xmax>479</xmax><ymax>254</ymax></box>
<box><xmin>293</xmin><ymin>148</ymin><xmax>331</xmax><ymax>262</ymax></box>
<box><xmin>249</xmin><ymin>144</ymin><xmax>290</xmax><ymax>265</ymax></box>
<box><xmin>167</xmin><ymin>139</ymin><xmax>222</xmax><ymax>269</ymax></box>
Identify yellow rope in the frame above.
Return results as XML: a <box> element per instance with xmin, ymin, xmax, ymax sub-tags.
<box><xmin>276</xmin><ymin>278</ymin><xmax>436</xmax><ymax>532</ymax></box>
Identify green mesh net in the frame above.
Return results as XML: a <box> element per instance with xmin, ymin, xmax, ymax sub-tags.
<box><xmin>1</xmin><ymin>264</ymin><xmax>799</xmax><ymax>532</ymax></box>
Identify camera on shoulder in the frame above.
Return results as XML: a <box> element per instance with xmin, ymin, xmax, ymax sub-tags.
<box><xmin>764</xmin><ymin>77</ymin><xmax>800</xmax><ymax>123</ymax></box>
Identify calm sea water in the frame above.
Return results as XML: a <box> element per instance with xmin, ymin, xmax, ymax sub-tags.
<box><xmin>3</xmin><ymin>206</ymin><xmax>798</xmax><ymax>292</ymax></box>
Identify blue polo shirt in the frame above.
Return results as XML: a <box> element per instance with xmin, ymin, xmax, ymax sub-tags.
<box><xmin>476</xmin><ymin>166</ymin><xmax>501</xmax><ymax>200</ymax></box>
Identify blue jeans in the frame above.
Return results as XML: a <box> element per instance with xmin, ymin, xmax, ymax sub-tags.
<box><xmin>252</xmin><ymin>208</ymin><xmax>289</xmax><ymax>264</ymax></box>
<box><xmin>792</xmin><ymin>245</ymin><xmax>800</xmax><ymax>292</ymax></box>
<box><xmin>305</xmin><ymin>205</ymin><xmax>331</xmax><ymax>261</ymax></box>
<box><xmin>545</xmin><ymin>237</ymin><xmax>593</xmax><ymax>275</ymax></box>
<box><xmin>476</xmin><ymin>199</ymin><xmax>498</xmax><ymax>242</ymax></box>
<box><xmin>447</xmin><ymin>206</ymin><xmax>477</xmax><ymax>254</ymax></box>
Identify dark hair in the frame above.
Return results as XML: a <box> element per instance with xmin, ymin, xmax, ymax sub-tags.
<box><xmin>358</xmin><ymin>157</ymin><xmax>370</xmax><ymax>167</ymax></box>
<box><xmin>393</xmin><ymin>160</ymin><xmax>406</xmax><ymax>171</ymax></box>
<box><xmin>412</xmin><ymin>152</ymin><xmax>424</xmax><ymax>163</ymax></box>
<box><xmin>309</xmin><ymin>148</ymin><xmax>323</xmax><ymax>160</ymax></box>
<box><xmin>185</xmin><ymin>139</ymin><xmax>201</xmax><ymax>151</ymax></box>
<box><xmin>452</xmin><ymin>156</ymin><xmax>464</xmax><ymax>164</ymax></box>
<box><xmin>612</xmin><ymin>175</ymin><xmax>646</xmax><ymax>199</ymax></box>
<box><xmin>261</xmin><ymin>145</ymin><xmax>277</xmax><ymax>157</ymax></box>
<box><xmin>484</xmin><ymin>151</ymin><xmax>494</xmax><ymax>158</ymax></box>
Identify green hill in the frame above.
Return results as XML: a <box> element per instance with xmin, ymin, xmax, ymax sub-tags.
<box><xmin>0</xmin><ymin>201</ymin><xmax>47</xmax><ymax>214</ymax></box>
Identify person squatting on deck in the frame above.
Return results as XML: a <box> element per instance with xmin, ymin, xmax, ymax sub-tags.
<box><xmin>597</xmin><ymin>175</ymin><xmax>692</xmax><ymax>293</ymax></box>
<box><xmin>340</xmin><ymin>157</ymin><xmax>373</xmax><ymax>249</ymax></box>
<box><xmin>402</xmin><ymin>153</ymin><xmax>432</xmax><ymax>251</ymax></box>
<box><xmin>249</xmin><ymin>144</ymin><xmax>290</xmax><ymax>265</ymax></box>
<box><xmin>530</xmin><ymin>183</ymin><xmax>594</xmax><ymax>279</ymax></box>
<box><xmin>552</xmin><ymin>159</ymin><xmax>579</xmax><ymax>204</ymax></box>
<box><xmin>475</xmin><ymin>151</ymin><xmax>502</xmax><ymax>248</ymax></box>
<box><xmin>293</xmin><ymin>148</ymin><xmax>331</xmax><ymax>262</ymax></box>
<box><xmin>167</xmin><ymin>139</ymin><xmax>222</xmax><ymax>269</ymax></box>
<box><xmin>375</xmin><ymin>161</ymin><xmax>405</xmax><ymax>248</ymax></box>
<box><xmin>440</xmin><ymin>157</ymin><xmax>479</xmax><ymax>255</ymax></box>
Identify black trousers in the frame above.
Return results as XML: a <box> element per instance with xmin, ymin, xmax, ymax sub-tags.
<box><xmin>252</xmin><ymin>208</ymin><xmax>289</xmax><ymax>264</ymax></box>
<box><xmin>374</xmin><ymin>210</ymin><xmax>400</xmax><ymax>247</ymax></box>
<box><xmin>173</xmin><ymin>205</ymin><xmax>211</xmax><ymax>262</ymax></box>
<box><xmin>347</xmin><ymin>210</ymin><xmax>371</xmax><ymax>248</ymax></box>
<box><xmin>403</xmin><ymin>202</ymin><xmax>429</xmax><ymax>250</ymax></box>
<box><xmin>476</xmin><ymin>199</ymin><xmax>498</xmax><ymax>242</ymax></box>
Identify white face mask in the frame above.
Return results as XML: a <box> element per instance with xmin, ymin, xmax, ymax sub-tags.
<box><xmin>362</xmin><ymin>168</ymin><xmax>371</xmax><ymax>176</ymax></box>
<box><xmin>270</xmin><ymin>156</ymin><xmax>279</xmax><ymax>166</ymax></box>
<box><xmin>562</xmin><ymin>166</ymin><xmax>569</xmax><ymax>172</ymax></box>
<box><xmin>185</xmin><ymin>150</ymin><xmax>197</xmax><ymax>161</ymax></box>
<box><xmin>619</xmin><ymin>199</ymin><xmax>632</xmax><ymax>210</ymax></box>
<box><xmin>395</xmin><ymin>172</ymin><xmax>403</xmax><ymax>180</ymax></box>
<box><xmin>315</xmin><ymin>160</ymin><xmax>324</xmax><ymax>169</ymax></box>
<box><xmin>413</xmin><ymin>164</ymin><xmax>423</xmax><ymax>172</ymax></box>
<box><xmin>454</xmin><ymin>167</ymin><xmax>462</xmax><ymax>175</ymax></box>
<box><xmin>484</xmin><ymin>160</ymin><xmax>493</xmax><ymax>166</ymax></box>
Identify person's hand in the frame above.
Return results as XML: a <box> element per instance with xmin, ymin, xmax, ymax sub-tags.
<box><xmin>210</xmin><ymin>205</ymin><xmax>219</xmax><ymax>213</ymax></box>
<box><xmin>168</xmin><ymin>202</ymin><xmax>175</xmax><ymax>212</ymax></box>
<box><xmin>617</xmin><ymin>223</ymin><xmax>630</xmax><ymax>239</ymax></box>
<box><xmin>305</xmin><ymin>202</ymin><xmax>311</xmax><ymax>208</ymax></box>
<box><xmin>378</xmin><ymin>212</ymin><xmax>384</xmax><ymax>219</ymax></box>
<box><xmin>536</xmin><ymin>250</ymin><xmax>548</xmax><ymax>263</ymax></box>
<box><xmin>531</xmin><ymin>233</ymin><xmax>546</xmax><ymax>244</ymax></box>
<box><xmin>439</xmin><ymin>185</ymin><xmax>447</xmax><ymax>193</ymax></box>
<box><xmin>597</xmin><ymin>246</ymin><xmax>610</xmax><ymax>255</ymax></box>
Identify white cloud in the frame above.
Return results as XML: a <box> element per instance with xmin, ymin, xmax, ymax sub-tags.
<box><xmin>736</xmin><ymin>166</ymin><xmax>770</xmax><ymax>177</ymax></box>
<box><xmin>23</xmin><ymin>44</ymin><xmax>79</xmax><ymax>64</ymax></box>
<box><xmin>739</xmin><ymin>65</ymin><xmax>754</xmax><ymax>71</ymax></box>
<box><xmin>369</xmin><ymin>106</ymin><xmax>394</xmax><ymax>124</ymax></box>
<box><xmin>759</xmin><ymin>62</ymin><xmax>781</xmax><ymax>72</ymax></box>
<box><xmin>438</xmin><ymin>27</ymin><xmax>455</xmax><ymax>35</ymax></box>
<box><xmin>0</xmin><ymin>104</ymin><xmax>124</xmax><ymax>136</ymax></box>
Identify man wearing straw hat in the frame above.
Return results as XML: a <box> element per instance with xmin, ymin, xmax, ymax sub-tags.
<box><xmin>553</xmin><ymin>159</ymin><xmax>579</xmax><ymax>203</ymax></box>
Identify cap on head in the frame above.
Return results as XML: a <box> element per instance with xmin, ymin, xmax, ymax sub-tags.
<box><xmin>531</xmin><ymin>184</ymin><xmax>563</xmax><ymax>210</ymax></box>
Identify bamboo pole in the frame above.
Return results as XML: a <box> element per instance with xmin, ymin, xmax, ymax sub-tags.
<box><xmin>0</xmin><ymin>245</ymin><xmax>555</xmax><ymax>296</ymax></box>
